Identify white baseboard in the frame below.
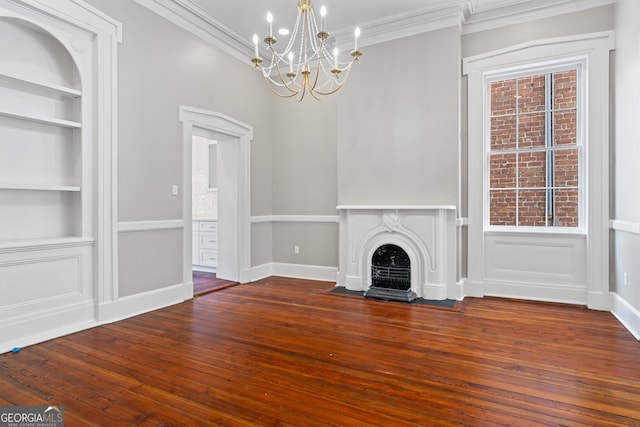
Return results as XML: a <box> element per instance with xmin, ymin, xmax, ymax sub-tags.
<box><xmin>463</xmin><ymin>279</ymin><xmax>486</xmax><ymax>298</ymax></box>
<box><xmin>587</xmin><ymin>291</ymin><xmax>611</xmax><ymax>311</ymax></box>
<box><xmin>611</xmin><ymin>293</ymin><xmax>640</xmax><ymax>341</ymax></box>
<box><xmin>250</xmin><ymin>263</ymin><xmax>337</xmax><ymax>283</ymax></box>
<box><xmin>98</xmin><ymin>282</ymin><xmax>191</xmax><ymax>324</ymax></box>
<box><xmin>0</xmin><ymin>302</ymin><xmax>97</xmax><ymax>354</ymax></box>
<box><xmin>250</xmin><ymin>263</ymin><xmax>274</xmax><ymax>282</ymax></box>
<box><xmin>482</xmin><ymin>279</ymin><xmax>589</xmax><ymax>305</ymax></box>
<box><xmin>453</xmin><ymin>279</ymin><xmax>467</xmax><ymax>300</ymax></box>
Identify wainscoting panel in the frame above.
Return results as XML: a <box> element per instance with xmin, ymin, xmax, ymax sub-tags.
<box><xmin>0</xmin><ymin>255</ymin><xmax>82</xmax><ymax>307</ymax></box>
<box><xmin>0</xmin><ymin>241</ymin><xmax>95</xmax><ymax>353</ymax></box>
<box><xmin>483</xmin><ymin>233</ymin><xmax>587</xmax><ymax>303</ymax></box>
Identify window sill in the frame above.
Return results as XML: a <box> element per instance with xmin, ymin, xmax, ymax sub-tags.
<box><xmin>484</xmin><ymin>227</ymin><xmax>586</xmax><ymax>238</ymax></box>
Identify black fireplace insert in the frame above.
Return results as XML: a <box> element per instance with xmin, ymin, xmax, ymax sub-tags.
<box><xmin>366</xmin><ymin>244</ymin><xmax>417</xmax><ymax>302</ymax></box>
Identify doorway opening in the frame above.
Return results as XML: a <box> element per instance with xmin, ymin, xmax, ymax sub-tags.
<box><xmin>191</xmin><ymin>132</ymin><xmax>234</xmax><ymax>295</ymax></box>
<box><xmin>179</xmin><ymin>106</ymin><xmax>253</xmax><ymax>298</ymax></box>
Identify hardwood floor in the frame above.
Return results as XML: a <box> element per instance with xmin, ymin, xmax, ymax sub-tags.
<box><xmin>193</xmin><ymin>272</ymin><xmax>238</xmax><ymax>296</ymax></box>
<box><xmin>1</xmin><ymin>277</ymin><xmax>639</xmax><ymax>426</ymax></box>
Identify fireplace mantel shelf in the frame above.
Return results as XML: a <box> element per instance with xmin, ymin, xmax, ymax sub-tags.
<box><xmin>337</xmin><ymin>205</ymin><xmax>456</xmax><ymax>211</ymax></box>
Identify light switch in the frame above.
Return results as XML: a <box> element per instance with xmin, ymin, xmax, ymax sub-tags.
<box><xmin>172</xmin><ymin>185</ymin><xmax>179</xmax><ymax>196</ymax></box>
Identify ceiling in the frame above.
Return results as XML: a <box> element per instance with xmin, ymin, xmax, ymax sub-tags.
<box><xmin>194</xmin><ymin>0</ymin><xmax>451</xmax><ymax>42</ymax></box>
<box><xmin>139</xmin><ymin>0</ymin><xmax>614</xmax><ymax>60</ymax></box>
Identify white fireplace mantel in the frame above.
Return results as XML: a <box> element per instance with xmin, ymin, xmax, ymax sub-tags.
<box><xmin>336</xmin><ymin>205</ymin><xmax>459</xmax><ymax>300</ymax></box>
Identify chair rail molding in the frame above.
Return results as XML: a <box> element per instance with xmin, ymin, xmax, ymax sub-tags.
<box><xmin>250</xmin><ymin>215</ymin><xmax>340</xmax><ymax>224</ymax></box>
<box><xmin>610</xmin><ymin>219</ymin><xmax>640</xmax><ymax>235</ymax></box>
<box><xmin>118</xmin><ymin>220</ymin><xmax>185</xmax><ymax>233</ymax></box>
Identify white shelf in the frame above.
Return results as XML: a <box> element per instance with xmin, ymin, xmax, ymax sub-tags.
<box><xmin>0</xmin><ymin>184</ymin><xmax>81</xmax><ymax>192</ymax></box>
<box><xmin>0</xmin><ymin>237</ymin><xmax>94</xmax><ymax>253</ymax></box>
<box><xmin>0</xmin><ymin>71</ymin><xmax>81</xmax><ymax>98</ymax></box>
<box><xmin>0</xmin><ymin>108</ymin><xmax>81</xmax><ymax>129</ymax></box>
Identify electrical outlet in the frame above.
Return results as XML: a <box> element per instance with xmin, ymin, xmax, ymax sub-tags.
<box><xmin>294</xmin><ymin>245</ymin><xmax>300</xmax><ymax>254</ymax></box>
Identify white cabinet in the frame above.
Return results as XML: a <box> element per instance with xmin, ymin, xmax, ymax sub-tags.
<box><xmin>191</xmin><ymin>222</ymin><xmax>199</xmax><ymax>265</ymax></box>
<box><xmin>192</xmin><ymin>220</ymin><xmax>217</xmax><ymax>272</ymax></box>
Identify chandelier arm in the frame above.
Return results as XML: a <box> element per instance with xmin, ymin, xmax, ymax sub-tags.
<box><xmin>269</xmin><ymin>47</ymin><xmax>302</xmax><ymax>95</ymax></box>
<box><xmin>311</xmin><ymin>61</ymin><xmax>356</xmax><ymax>96</ymax></box>
<box><xmin>302</xmin><ymin>62</ymin><xmax>320</xmax><ymax>101</ymax></box>
<box><xmin>298</xmin><ymin>77</ymin><xmax>307</xmax><ymax>102</ymax></box>
<box><xmin>308</xmin><ymin>86</ymin><xmax>323</xmax><ymax>101</ymax></box>
<box><xmin>308</xmin><ymin>37</ymin><xmax>325</xmax><ymax>93</ymax></box>
<box><xmin>261</xmin><ymin>71</ymin><xmax>301</xmax><ymax>99</ymax></box>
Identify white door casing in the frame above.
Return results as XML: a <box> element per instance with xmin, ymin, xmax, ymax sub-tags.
<box><xmin>179</xmin><ymin>106</ymin><xmax>252</xmax><ymax>291</ymax></box>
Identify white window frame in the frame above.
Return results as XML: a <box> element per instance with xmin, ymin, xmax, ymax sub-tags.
<box><xmin>484</xmin><ymin>58</ymin><xmax>587</xmax><ymax>234</ymax></box>
<box><xmin>463</xmin><ymin>31</ymin><xmax>613</xmax><ymax>310</ymax></box>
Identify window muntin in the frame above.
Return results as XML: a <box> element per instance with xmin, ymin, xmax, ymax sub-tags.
<box><xmin>487</xmin><ymin>66</ymin><xmax>581</xmax><ymax>230</ymax></box>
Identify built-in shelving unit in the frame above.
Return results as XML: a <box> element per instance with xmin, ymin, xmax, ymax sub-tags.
<box><xmin>0</xmin><ymin>0</ymin><xmax>121</xmax><ymax>356</ymax></box>
<box><xmin>0</xmin><ymin>108</ymin><xmax>81</xmax><ymax>128</ymax></box>
<box><xmin>0</xmin><ymin>18</ymin><xmax>83</xmax><ymax>243</ymax></box>
<box><xmin>0</xmin><ymin>71</ymin><xmax>82</xmax><ymax>98</ymax></box>
<box><xmin>0</xmin><ymin>184</ymin><xmax>81</xmax><ymax>192</ymax></box>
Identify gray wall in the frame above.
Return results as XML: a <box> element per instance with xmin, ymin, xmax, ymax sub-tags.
<box><xmin>338</xmin><ymin>27</ymin><xmax>461</xmax><ymax>206</ymax></box>
<box><xmin>612</xmin><ymin>0</ymin><xmax>640</xmax><ymax>309</ymax></box>
<box><xmin>85</xmin><ymin>0</ymin><xmax>274</xmax><ymax>295</ymax></box>
<box><xmin>271</xmin><ymin>94</ymin><xmax>339</xmax><ymax>266</ymax></box>
<box><xmin>269</xmin><ymin>27</ymin><xmax>462</xmax><ymax>267</ymax></box>
<box><xmin>118</xmin><ymin>229</ymin><xmax>182</xmax><ymax>297</ymax></box>
<box><xmin>272</xmin><ymin>95</ymin><xmax>338</xmax><ymax>215</ymax></box>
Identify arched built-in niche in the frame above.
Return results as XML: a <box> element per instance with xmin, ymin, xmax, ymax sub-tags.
<box><xmin>0</xmin><ymin>17</ymin><xmax>83</xmax><ymax>240</ymax></box>
<box><xmin>0</xmin><ymin>1</ymin><xmax>120</xmax><ymax>354</ymax></box>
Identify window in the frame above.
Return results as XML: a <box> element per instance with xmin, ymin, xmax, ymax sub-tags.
<box><xmin>487</xmin><ymin>65</ymin><xmax>581</xmax><ymax>229</ymax></box>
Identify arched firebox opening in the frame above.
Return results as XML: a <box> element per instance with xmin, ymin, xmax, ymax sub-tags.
<box><xmin>365</xmin><ymin>244</ymin><xmax>417</xmax><ymax>302</ymax></box>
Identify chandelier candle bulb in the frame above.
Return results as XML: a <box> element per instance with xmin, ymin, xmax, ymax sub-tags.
<box><xmin>320</xmin><ymin>5</ymin><xmax>326</xmax><ymax>32</ymax></box>
<box><xmin>288</xmin><ymin>52</ymin><xmax>294</xmax><ymax>74</ymax></box>
<box><xmin>354</xmin><ymin>27</ymin><xmax>361</xmax><ymax>51</ymax></box>
<box><xmin>253</xmin><ymin>34</ymin><xmax>259</xmax><ymax>58</ymax></box>
<box><xmin>267</xmin><ymin>12</ymin><xmax>273</xmax><ymax>38</ymax></box>
<box><xmin>333</xmin><ymin>48</ymin><xmax>339</xmax><ymax>69</ymax></box>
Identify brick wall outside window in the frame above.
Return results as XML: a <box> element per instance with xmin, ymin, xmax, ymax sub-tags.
<box><xmin>488</xmin><ymin>69</ymin><xmax>579</xmax><ymax>228</ymax></box>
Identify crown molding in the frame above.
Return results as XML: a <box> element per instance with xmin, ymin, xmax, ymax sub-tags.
<box><xmin>334</xmin><ymin>1</ymin><xmax>467</xmax><ymax>51</ymax></box>
<box><xmin>462</xmin><ymin>0</ymin><xmax>616</xmax><ymax>34</ymax></box>
<box><xmin>133</xmin><ymin>0</ymin><xmax>616</xmax><ymax>64</ymax></box>
<box><xmin>131</xmin><ymin>0</ymin><xmax>251</xmax><ymax>63</ymax></box>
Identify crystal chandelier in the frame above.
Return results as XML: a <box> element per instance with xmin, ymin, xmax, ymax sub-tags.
<box><xmin>251</xmin><ymin>0</ymin><xmax>363</xmax><ymax>101</ymax></box>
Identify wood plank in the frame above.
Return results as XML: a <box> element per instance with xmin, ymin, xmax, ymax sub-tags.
<box><xmin>1</xmin><ymin>277</ymin><xmax>639</xmax><ymax>426</ymax></box>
